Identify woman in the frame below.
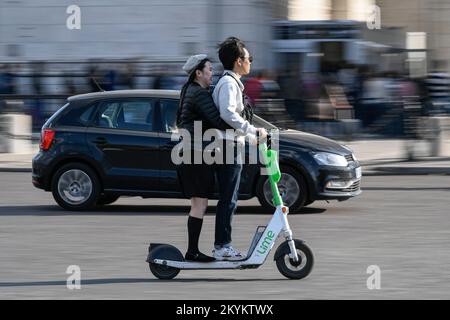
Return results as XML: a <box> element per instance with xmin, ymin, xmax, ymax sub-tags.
<box><xmin>177</xmin><ymin>54</ymin><xmax>232</xmax><ymax>262</ymax></box>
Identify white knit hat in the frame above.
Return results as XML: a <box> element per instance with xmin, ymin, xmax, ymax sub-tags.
<box><xmin>182</xmin><ymin>54</ymin><xmax>208</xmax><ymax>75</ymax></box>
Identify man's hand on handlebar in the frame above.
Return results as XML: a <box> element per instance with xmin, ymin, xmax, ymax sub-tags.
<box><xmin>257</xmin><ymin>128</ymin><xmax>268</xmax><ymax>142</ymax></box>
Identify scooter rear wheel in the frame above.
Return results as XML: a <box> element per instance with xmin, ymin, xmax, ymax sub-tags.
<box><xmin>275</xmin><ymin>239</ymin><xmax>314</xmax><ymax>280</ymax></box>
<box><xmin>148</xmin><ymin>244</ymin><xmax>183</xmax><ymax>280</ymax></box>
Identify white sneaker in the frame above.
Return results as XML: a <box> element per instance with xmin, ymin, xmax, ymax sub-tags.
<box><xmin>213</xmin><ymin>246</ymin><xmax>247</xmax><ymax>261</ymax></box>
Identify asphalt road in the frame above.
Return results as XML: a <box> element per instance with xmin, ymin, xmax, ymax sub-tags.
<box><xmin>0</xmin><ymin>172</ymin><xmax>450</xmax><ymax>299</ymax></box>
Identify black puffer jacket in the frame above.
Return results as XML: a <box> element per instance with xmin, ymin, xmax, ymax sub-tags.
<box><xmin>177</xmin><ymin>82</ymin><xmax>231</xmax><ymax>134</ymax></box>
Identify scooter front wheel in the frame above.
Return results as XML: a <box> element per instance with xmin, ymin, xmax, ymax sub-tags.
<box><xmin>275</xmin><ymin>239</ymin><xmax>314</xmax><ymax>280</ymax></box>
<box><xmin>148</xmin><ymin>244</ymin><xmax>183</xmax><ymax>280</ymax></box>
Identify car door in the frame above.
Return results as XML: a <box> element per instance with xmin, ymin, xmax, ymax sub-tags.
<box><xmin>156</xmin><ymin>98</ymin><xmax>183</xmax><ymax>194</ymax></box>
<box><xmin>85</xmin><ymin>98</ymin><xmax>160</xmax><ymax>191</ymax></box>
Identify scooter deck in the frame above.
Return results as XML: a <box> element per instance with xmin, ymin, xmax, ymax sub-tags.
<box><xmin>151</xmin><ymin>226</ymin><xmax>268</xmax><ymax>270</ymax></box>
<box><xmin>152</xmin><ymin>258</ymin><xmax>260</xmax><ymax>270</ymax></box>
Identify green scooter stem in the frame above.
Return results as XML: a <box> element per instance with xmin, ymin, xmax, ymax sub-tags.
<box><xmin>259</xmin><ymin>143</ymin><xmax>283</xmax><ymax>207</ymax></box>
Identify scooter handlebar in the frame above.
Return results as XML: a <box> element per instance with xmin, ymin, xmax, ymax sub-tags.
<box><xmin>256</xmin><ymin>128</ymin><xmax>271</xmax><ymax>147</ymax></box>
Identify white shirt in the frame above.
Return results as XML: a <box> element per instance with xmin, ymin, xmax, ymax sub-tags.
<box><xmin>212</xmin><ymin>70</ymin><xmax>257</xmax><ymax>144</ymax></box>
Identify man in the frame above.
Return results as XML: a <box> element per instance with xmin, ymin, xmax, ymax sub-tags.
<box><xmin>212</xmin><ymin>37</ymin><xmax>268</xmax><ymax>260</ymax></box>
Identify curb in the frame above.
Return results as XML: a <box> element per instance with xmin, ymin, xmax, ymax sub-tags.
<box><xmin>0</xmin><ymin>167</ymin><xmax>32</xmax><ymax>173</ymax></box>
<box><xmin>364</xmin><ymin>167</ymin><xmax>450</xmax><ymax>176</ymax></box>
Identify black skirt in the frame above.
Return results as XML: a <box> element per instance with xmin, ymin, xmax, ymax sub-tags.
<box><xmin>177</xmin><ymin>162</ymin><xmax>215</xmax><ymax>199</ymax></box>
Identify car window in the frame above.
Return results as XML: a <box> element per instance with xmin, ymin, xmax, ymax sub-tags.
<box><xmin>55</xmin><ymin>102</ymin><xmax>97</xmax><ymax>127</ymax></box>
<box><xmin>160</xmin><ymin>99</ymin><xmax>179</xmax><ymax>133</ymax></box>
<box><xmin>96</xmin><ymin>102</ymin><xmax>119</xmax><ymax>128</ymax></box>
<box><xmin>43</xmin><ymin>102</ymin><xmax>69</xmax><ymax>128</ymax></box>
<box><xmin>95</xmin><ymin>99</ymin><xmax>155</xmax><ymax>132</ymax></box>
<box><xmin>79</xmin><ymin>104</ymin><xmax>97</xmax><ymax>124</ymax></box>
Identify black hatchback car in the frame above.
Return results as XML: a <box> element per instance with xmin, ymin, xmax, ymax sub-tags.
<box><xmin>32</xmin><ymin>90</ymin><xmax>362</xmax><ymax>212</ymax></box>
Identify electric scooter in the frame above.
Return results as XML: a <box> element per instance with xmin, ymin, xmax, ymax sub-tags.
<box><xmin>146</xmin><ymin>138</ymin><xmax>314</xmax><ymax>280</ymax></box>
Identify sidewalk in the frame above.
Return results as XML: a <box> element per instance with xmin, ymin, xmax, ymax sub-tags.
<box><xmin>361</xmin><ymin>158</ymin><xmax>450</xmax><ymax>175</ymax></box>
<box><xmin>0</xmin><ymin>140</ymin><xmax>449</xmax><ymax>175</ymax></box>
<box><xmin>341</xmin><ymin>139</ymin><xmax>450</xmax><ymax>175</ymax></box>
<box><xmin>0</xmin><ymin>151</ymin><xmax>36</xmax><ymax>172</ymax></box>
<box><xmin>0</xmin><ymin>142</ymin><xmax>38</xmax><ymax>172</ymax></box>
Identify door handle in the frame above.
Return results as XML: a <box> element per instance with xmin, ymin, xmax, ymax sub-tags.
<box><xmin>160</xmin><ymin>141</ymin><xmax>178</xmax><ymax>150</ymax></box>
<box><xmin>92</xmin><ymin>137</ymin><xmax>108</xmax><ymax>145</ymax></box>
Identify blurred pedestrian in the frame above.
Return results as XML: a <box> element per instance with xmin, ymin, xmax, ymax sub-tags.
<box><xmin>425</xmin><ymin>60</ymin><xmax>450</xmax><ymax>115</ymax></box>
<box><xmin>244</xmin><ymin>70</ymin><xmax>264</xmax><ymax>104</ymax></box>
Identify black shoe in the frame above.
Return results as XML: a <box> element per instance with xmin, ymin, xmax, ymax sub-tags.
<box><xmin>185</xmin><ymin>251</ymin><xmax>216</xmax><ymax>263</ymax></box>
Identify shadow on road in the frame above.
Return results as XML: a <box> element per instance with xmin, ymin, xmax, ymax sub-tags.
<box><xmin>0</xmin><ymin>205</ymin><xmax>327</xmax><ymax>216</ymax></box>
<box><xmin>363</xmin><ymin>187</ymin><xmax>450</xmax><ymax>191</ymax></box>
<box><xmin>0</xmin><ymin>277</ymin><xmax>288</xmax><ymax>288</ymax></box>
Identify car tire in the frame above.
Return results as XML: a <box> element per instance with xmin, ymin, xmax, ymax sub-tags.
<box><xmin>51</xmin><ymin>162</ymin><xmax>101</xmax><ymax>211</ymax></box>
<box><xmin>97</xmin><ymin>194</ymin><xmax>120</xmax><ymax>206</ymax></box>
<box><xmin>256</xmin><ymin>165</ymin><xmax>308</xmax><ymax>214</ymax></box>
<box><xmin>303</xmin><ymin>200</ymin><xmax>314</xmax><ymax>207</ymax></box>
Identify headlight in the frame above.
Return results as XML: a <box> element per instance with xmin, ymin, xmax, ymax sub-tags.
<box><xmin>344</xmin><ymin>145</ymin><xmax>358</xmax><ymax>162</ymax></box>
<box><xmin>312</xmin><ymin>152</ymin><xmax>348</xmax><ymax>167</ymax></box>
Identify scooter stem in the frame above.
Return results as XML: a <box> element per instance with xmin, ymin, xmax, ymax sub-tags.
<box><xmin>259</xmin><ymin>142</ymin><xmax>283</xmax><ymax>207</ymax></box>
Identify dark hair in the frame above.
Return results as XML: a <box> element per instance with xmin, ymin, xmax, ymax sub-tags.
<box><xmin>177</xmin><ymin>58</ymin><xmax>210</xmax><ymax>125</ymax></box>
<box><xmin>217</xmin><ymin>37</ymin><xmax>246</xmax><ymax>70</ymax></box>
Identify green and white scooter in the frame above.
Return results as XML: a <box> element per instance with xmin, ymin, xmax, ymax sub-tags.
<box><xmin>146</xmin><ymin>140</ymin><xmax>314</xmax><ymax>280</ymax></box>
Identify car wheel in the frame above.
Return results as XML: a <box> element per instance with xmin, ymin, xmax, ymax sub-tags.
<box><xmin>97</xmin><ymin>194</ymin><xmax>120</xmax><ymax>206</ymax></box>
<box><xmin>51</xmin><ymin>162</ymin><xmax>101</xmax><ymax>211</ymax></box>
<box><xmin>256</xmin><ymin>165</ymin><xmax>308</xmax><ymax>213</ymax></box>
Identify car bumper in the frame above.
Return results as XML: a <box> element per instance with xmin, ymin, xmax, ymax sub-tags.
<box><xmin>311</xmin><ymin>163</ymin><xmax>362</xmax><ymax>200</ymax></box>
<box><xmin>32</xmin><ymin>152</ymin><xmax>52</xmax><ymax>191</ymax></box>
<box><xmin>316</xmin><ymin>186</ymin><xmax>362</xmax><ymax>199</ymax></box>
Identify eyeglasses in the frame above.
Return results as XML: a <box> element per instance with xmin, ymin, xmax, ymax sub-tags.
<box><xmin>241</xmin><ymin>55</ymin><xmax>253</xmax><ymax>63</ymax></box>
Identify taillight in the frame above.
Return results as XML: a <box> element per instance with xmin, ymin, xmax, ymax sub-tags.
<box><xmin>40</xmin><ymin>129</ymin><xmax>55</xmax><ymax>151</ymax></box>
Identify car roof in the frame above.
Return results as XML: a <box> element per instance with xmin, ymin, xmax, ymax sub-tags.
<box><xmin>67</xmin><ymin>89</ymin><xmax>180</xmax><ymax>102</ymax></box>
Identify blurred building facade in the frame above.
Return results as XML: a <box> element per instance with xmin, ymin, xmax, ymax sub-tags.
<box><xmin>0</xmin><ymin>0</ymin><xmax>273</xmax><ymax>69</ymax></box>
<box><xmin>273</xmin><ymin>0</ymin><xmax>375</xmax><ymax>20</ymax></box>
<box><xmin>377</xmin><ymin>0</ymin><xmax>450</xmax><ymax>73</ymax></box>
<box><xmin>2</xmin><ymin>0</ymin><xmax>450</xmax><ymax>142</ymax></box>
<box><xmin>1</xmin><ymin>0</ymin><xmax>450</xmax><ymax>71</ymax></box>
<box><xmin>273</xmin><ymin>0</ymin><xmax>450</xmax><ymax>75</ymax></box>
<box><xmin>271</xmin><ymin>0</ymin><xmax>407</xmax><ymax>75</ymax></box>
